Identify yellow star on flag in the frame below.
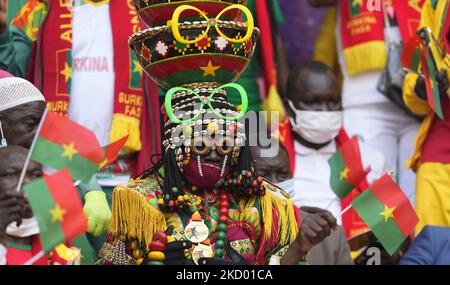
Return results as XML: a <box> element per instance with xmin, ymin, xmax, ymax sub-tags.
<box><xmin>200</xmin><ymin>60</ymin><xmax>220</xmax><ymax>77</ymax></box>
<box><xmin>60</xmin><ymin>62</ymin><xmax>72</xmax><ymax>83</ymax></box>
<box><xmin>378</xmin><ymin>204</ymin><xmax>396</xmax><ymax>222</ymax></box>
<box><xmin>133</xmin><ymin>60</ymin><xmax>143</xmax><ymax>77</ymax></box>
<box><xmin>61</xmin><ymin>142</ymin><xmax>78</xmax><ymax>161</ymax></box>
<box><xmin>49</xmin><ymin>204</ymin><xmax>66</xmax><ymax>223</ymax></box>
<box><xmin>339</xmin><ymin>167</ymin><xmax>350</xmax><ymax>180</ymax></box>
<box><xmin>352</xmin><ymin>0</ymin><xmax>363</xmax><ymax>7</ymax></box>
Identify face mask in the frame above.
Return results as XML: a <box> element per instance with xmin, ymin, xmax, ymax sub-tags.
<box><xmin>288</xmin><ymin>100</ymin><xmax>342</xmax><ymax>144</ymax></box>
<box><xmin>6</xmin><ymin>217</ymin><xmax>40</xmax><ymax>238</ymax></box>
<box><xmin>275</xmin><ymin>178</ymin><xmax>295</xmax><ymax>198</ymax></box>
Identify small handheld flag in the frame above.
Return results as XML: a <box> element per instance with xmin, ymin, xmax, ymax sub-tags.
<box><xmin>99</xmin><ymin>135</ymin><xmax>129</xmax><ymax>169</ymax></box>
<box><xmin>351</xmin><ymin>174</ymin><xmax>419</xmax><ymax>255</ymax></box>
<box><xmin>30</xmin><ymin>110</ymin><xmax>105</xmax><ymax>183</ymax></box>
<box><xmin>23</xmin><ymin>169</ymin><xmax>88</xmax><ymax>253</ymax></box>
<box><xmin>328</xmin><ymin>136</ymin><xmax>370</xmax><ymax>199</ymax></box>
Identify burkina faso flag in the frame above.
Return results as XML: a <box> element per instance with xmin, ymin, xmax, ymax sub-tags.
<box><xmin>23</xmin><ymin>169</ymin><xmax>88</xmax><ymax>253</ymax></box>
<box><xmin>402</xmin><ymin>34</ymin><xmax>422</xmax><ymax>73</ymax></box>
<box><xmin>31</xmin><ymin>110</ymin><xmax>105</xmax><ymax>183</ymax></box>
<box><xmin>328</xmin><ymin>136</ymin><xmax>370</xmax><ymax>199</ymax></box>
<box><xmin>351</xmin><ymin>174</ymin><xmax>419</xmax><ymax>255</ymax></box>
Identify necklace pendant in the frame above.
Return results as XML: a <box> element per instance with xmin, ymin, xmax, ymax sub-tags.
<box><xmin>184</xmin><ymin>211</ymin><xmax>210</xmax><ymax>243</ymax></box>
<box><xmin>192</xmin><ymin>243</ymin><xmax>214</xmax><ymax>265</ymax></box>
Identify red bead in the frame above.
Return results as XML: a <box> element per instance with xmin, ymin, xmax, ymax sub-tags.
<box><xmin>168</xmin><ymin>200</ymin><xmax>175</xmax><ymax>207</ymax></box>
<box><xmin>257</xmin><ymin>176</ymin><xmax>263</xmax><ymax>183</ymax></box>
<box><xmin>219</xmin><ymin>215</ymin><xmax>228</xmax><ymax>223</ymax></box>
<box><xmin>252</xmin><ymin>180</ymin><xmax>258</xmax><ymax>187</ymax></box>
<box><xmin>227</xmin><ymin>178</ymin><xmax>233</xmax><ymax>185</ymax></box>
<box><xmin>220</xmin><ymin>208</ymin><xmax>229</xmax><ymax>216</ymax></box>
<box><xmin>175</xmin><ymin>200</ymin><xmax>179</xmax><ymax>207</ymax></box>
<box><xmin>220</xmin><ymin>193</ymin><xmax>229</xmax><ymax>201</ymax></box>
<box><xmin>246</xmin><ymin>171</ymin><xmax>252</xmax><ymax>178</ymax></box>
<box><xmin>149</xmin><ymin>241</ymin><xmax>166</xmax><ymax>251</ymax></box>
<box><xmin>153</xmin><ymin>231</ymin><xmax>168</xmax><ymax>244</ymax></box>
<box><xmin>220</xmin><ymin>200</ymin><xmax>229</xmax><ymax>209</ymax></box>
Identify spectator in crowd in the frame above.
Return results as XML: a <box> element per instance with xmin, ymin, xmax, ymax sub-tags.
<box><xmin>0</xmin><ymin>0</ymin><xmax>150</xmax><ymax>253</ymax></box>
<box><xmin>400</xmin><ymin>226</ymin><xmax>450</xmax><ymax>265</ymax></box>
<box><xmin>308</xmin><ymin>0</ymin><xmax>422</xmax><ymax>205</ymax></box>
<box><xmin>403</xmin><ymin>0</ymin><xmax>450</xmax><ymax>234</ymax></box>
<box><xmin>281</xmin><ymin>61</ymin><xmax>386</xmax><ymax>238</ymax></box>
<box><xmin>251</xmin><ymin>139</ymin><xmax>354</xmax><ymax>265</ymax></box>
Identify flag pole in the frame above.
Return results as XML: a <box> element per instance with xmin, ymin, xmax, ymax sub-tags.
<box><xmin>325</xmin><ymin>197</ymin><xmax>339</xmax><ymax>211</ymax></box>
<box><xmin>23</xmin><ymin>250</ymin><xmax>45</xmax><ymax>265</ymax></box>
<box><xmin>15</xmin><ymin>108</ymin><xmax>49</xmax><ymax>193</ymax></box>
<box><xmin>336</xmin><ymin>204</ymin><xmax>352</xmax><ymax>219</ymax></box>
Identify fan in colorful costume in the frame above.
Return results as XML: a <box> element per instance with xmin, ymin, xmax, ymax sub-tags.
<box><xmin>96</xmin><ymin>1</ymin><xmax>308</xmax><ymax>265</ymax></box>
<box><xmin>97</xmin><ymin>82</ymin><xmax>302</xmax><ymax>265</ymax></box>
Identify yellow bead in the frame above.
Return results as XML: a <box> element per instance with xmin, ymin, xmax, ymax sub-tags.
<box><xmin>136</xmin><ymin>258</ymin><xmax>144</xmax><ymax>265</ymax></box>
<box><xmin>177</xmin><ymin>196</ymin><xmax>184</xmax><ymax>202</ymax></box>
<box><xmin>183</xmin><ymin>195</ymin><xmax>190</xmax><ymax>201</ymax></box>
<box><xmin>148</xmin><ymin>251</ymin><xmax>165</xmax><ymax>261</ymax></box>
<box><xmin>167</xmin><ymin>236</ymin><xmax>175</xmax><ymax>243</ymax></box>
<box><xmin>192</xmin><ymin>185</ymin><xmax>198</xmax><ymax>191</ymax></box>
<box><xmin>207</xmin><ymin>122</ymin><xmax>219</xmax><ymax>134</ymax></box>
<box><xmin>158</xmin><ymin>198</ymin><xmax>164</xmax><ymax>205</ymax></box>
<box><xmin>133</xmin><ymin>249</ymin><xmax>143</xmax><ymax>259</ymax></box>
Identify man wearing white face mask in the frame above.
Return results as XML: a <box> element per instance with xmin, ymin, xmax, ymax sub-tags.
<box><xmin>282</xmin><ymin>62</ymin><xmax>386</xmax><ymax>238</ymax></box>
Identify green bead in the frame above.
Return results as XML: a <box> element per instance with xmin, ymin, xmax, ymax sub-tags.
<box><xmin>171</xmin><ymin>187</ymin><xmax>178</xmax><ymax>193</ymax></box>
<box><xmin>215</xmin><ymin>239</ymin><xmax>225</xmax><ymax>249</ymax></box>
<box><xmin>217</xmin><ymin>231</ymin><xmax>226</xmax><ymax>240</ymax></box>
<box><xmin>147</xmin><ymin>260</ymin><xmax>164</xmax><ymax>266</ymax></box>
<box><xmin>190</xmin><ymin>205</ymin><xmax>198</xmax><ymax>212</ymax></box>
<box><xmin>218</xmin><ymin>223</ymin><xmax>227</xmax><ymax>232</ymax></box>
<box><xmin>214</xmin><ymin>249</ymin><xmax>223</xmax><ymax>257</ymax></box>
<box><xmin>210</xmin><ymin>146</ymin><xmax>216</xmax><ymax>151</ymax></box>
<box><xmin>241</xmin><ymin>170</ymin><xmax>247</xmax><ymax>176</ymax></box>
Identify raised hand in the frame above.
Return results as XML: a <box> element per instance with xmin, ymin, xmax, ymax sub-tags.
<box><xmin>0</xmin><ymin>191</ymin><xmax>26</xmax><ymax>244</ymax></box>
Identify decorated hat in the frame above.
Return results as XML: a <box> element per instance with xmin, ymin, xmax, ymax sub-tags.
<box><xmin>129</xmin><ymin>4</ymin><xmax>259</xmax><ymax>90</ymax></box>
<box><xmin>133</xmin><ymin>0</ymin><xmax>248</xmax><ymax>27</ymax></box>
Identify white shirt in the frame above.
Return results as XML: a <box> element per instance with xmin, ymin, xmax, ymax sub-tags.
<box><xmin>69</xmin><ymin>0</ymin><xmax>114</xmax><ymax>147</ymax></box>
<box><xmin>291</xmin><ymin>139</ymin><xmax>386</xmax><ymax>224</ymax></box>
<box><xmin>335</xmin><ymin>4</ymin><xmax>403</xmax><ymax>109</ymax></box>
<box><xmin>68</xmin><ymin>1</ymin><xmax>129</xmax><ymax>186</ymax></box>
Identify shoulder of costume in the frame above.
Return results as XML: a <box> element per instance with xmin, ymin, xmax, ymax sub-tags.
<box><xmin>263</xmin><ymin>181</ymin><xmax>292</xmax><ymax>201</ymax></box>
<box><xmin>256</xmin><ymin>181</ymin><xmax>299</xmax><ymax>247</ymax></box>
<box><xmin>109</xmin><ymin>174</ymin><xmax>167</xmax><ymax>248</ymax></box>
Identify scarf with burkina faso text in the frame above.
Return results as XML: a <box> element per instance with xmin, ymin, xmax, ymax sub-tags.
<box><xmin>13</xmin><ymin>0</ymin><xmax>144</xmax><ymax>153</ymax></box>
<box><xmin>341</xmin><ymin>0</ymin><xmax>424</xmax><ymax>75</ymax></box>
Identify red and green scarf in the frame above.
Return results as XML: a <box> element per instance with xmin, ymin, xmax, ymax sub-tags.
<box><xmin>31</xmin><ymin>0</ymin><xmax>144</xmax><ymax>153</ymax></box>
<box><xmin>341</xmin><ymin>0</ymin><xmax>424</xmax><ymax>75</ymax></box>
